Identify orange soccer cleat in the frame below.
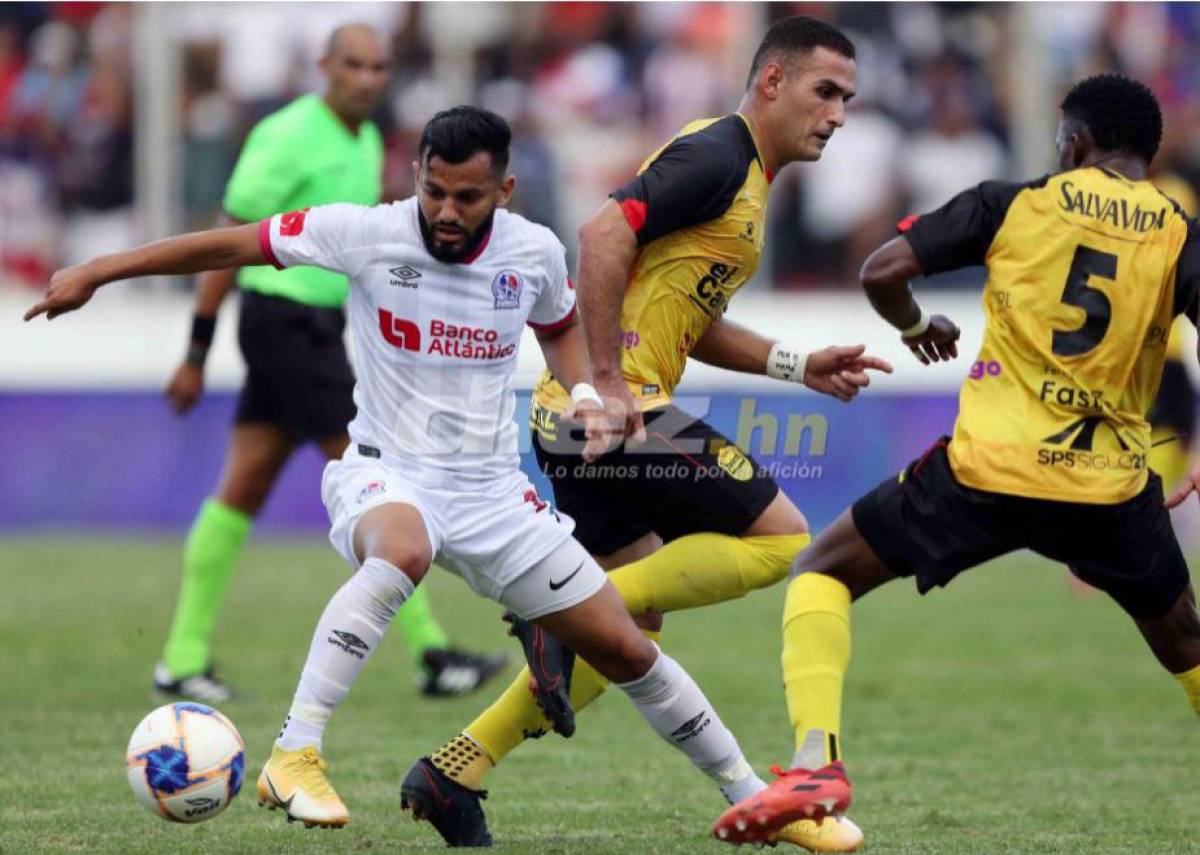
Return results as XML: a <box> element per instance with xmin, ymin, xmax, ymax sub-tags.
<box><xmin>712</xmin><ymin>761</ymin><xmax>852</xmax><ymax>845</ymax></box>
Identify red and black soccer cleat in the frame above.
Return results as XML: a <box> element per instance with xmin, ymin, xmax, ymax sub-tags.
<box><xmin>503</xmin><ymin>611</ymin><xmax>576</xmax><ymax>737</ymax></box>
<box><xmin>401</xmin><ymin>757</ymin><xmax>493</xmax><ymax>847</ymax></box>
<box><xmin>712</xmin><ymin>761</ymin><xmax>853</xmax><ymax>845</ymax></box>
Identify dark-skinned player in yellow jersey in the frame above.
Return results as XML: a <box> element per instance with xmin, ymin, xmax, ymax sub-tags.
<box><xmin>403</xmin><ymin>16</ymin><xmax>891</xmax><ymax>853</ymax></box>
<box><xmin>714</xmin><ymin>73</ymin><xmax>1200</xmax><ymax>845</ymax></box>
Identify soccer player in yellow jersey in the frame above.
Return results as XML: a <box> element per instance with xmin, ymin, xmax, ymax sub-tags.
<box><xmin>714</xmin><ymin>73</ymin><xmax>1200</xmax><ymax>844</ymax></box>
<box><xmin>406</xmin><ymin>16</ymin><xmax>890</xmax><ymax>851</ymax></box>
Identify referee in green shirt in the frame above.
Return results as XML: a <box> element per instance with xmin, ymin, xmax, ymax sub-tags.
<box><xmin>156</xmin><ymin>23</ymin><xmax>506</xmax><ymax>702</ymax></box>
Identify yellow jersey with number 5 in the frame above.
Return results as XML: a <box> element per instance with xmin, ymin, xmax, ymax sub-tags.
<box><xmin>903</xmin><ymin>166</ymin><xmax>1200</xmax><ymax>503</ymax></box>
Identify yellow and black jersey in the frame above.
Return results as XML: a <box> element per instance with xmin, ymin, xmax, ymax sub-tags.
<box><xmin>533</xmin><ymin>114</ymin><xmax>770</xmax><ymax>412</ymax></box>
<box><xmin>903</xmin><ymin>166</ymin><xmax>1200</xmax><ymax>504</ymax></box>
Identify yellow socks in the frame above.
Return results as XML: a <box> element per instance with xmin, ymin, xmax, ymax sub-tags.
<box><xmin>456</xmin><ymin>629</ymin><xmax>662</xmax><ymax>786</ymax></box>
<box><xmin>607</xmin><ymin>533</ymin><xmax>810</xmax><ymax>615</ymax></box>
<box><xmin>1174</xmin><ymin>663</ymin><xmax>1200</xmax><ymax>718</ymax></box>
<box><xmin>781</xmin><ymin>572</ymin><xmax>851</xmax><ymax>769</ymax></box>
<box><xmin>429</xmin><ymin>733</ymin><xmax>494</xmax><ymax>791</ymax></box>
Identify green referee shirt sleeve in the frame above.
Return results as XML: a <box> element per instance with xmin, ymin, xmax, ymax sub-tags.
<box><xmin>222</xmin><ymin>120</ymin><xmax>305</xmax><ymax>222</ymax></box>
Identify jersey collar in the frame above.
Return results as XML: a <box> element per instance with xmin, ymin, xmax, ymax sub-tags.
<box><xmin>735</xmin><ymin>112</ymin><xmax>772</xmax><ymax>183</ymax></box>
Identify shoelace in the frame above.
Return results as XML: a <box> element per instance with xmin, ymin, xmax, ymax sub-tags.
<box><xmin>293</xmin><ymin>748</ymin><xmax>338</xmax><ymax>799</ymax></box>
<box><xmin>769</xmin><ymin>763</ymin><xmax>811</xmax><ymax>778</ymax></box>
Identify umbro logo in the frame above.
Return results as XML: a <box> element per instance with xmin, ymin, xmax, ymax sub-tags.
<box><xmin>328</xmin><ymin>629</ymin><xmax>369</xmax><ymax>658</ymax></box>
<box><xmin>670</xmin><ymin>710</ymin><xmax>710</xmax><ymax>743</ymax></box>
<box><xmin>389</xmin><ymin>266</ymin><xmax>421</xmax><ymax>288</ymax></box>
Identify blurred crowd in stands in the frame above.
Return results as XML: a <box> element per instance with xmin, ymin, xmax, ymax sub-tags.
<box><xmin>2</xmin><ymin>2</ymin><xmax>1200</xmax><ymax>291</ymax></box>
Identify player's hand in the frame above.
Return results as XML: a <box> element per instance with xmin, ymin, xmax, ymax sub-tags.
<box><xmin>1166</xmin><ymin>466</ymin><xmax>1200</xmax><ymax>509</ymax></box>
<box><xmin>595</xmin><ymin>373</ymin><xmax>647</xmax><ymax>451</ymax></box>
<box><xmin>563</xmin><ymin>398</ymin><xmax>610</xmax><ymax>463</ymax></box>
<box><xmin>803</xmin><ymin>344</ymin><xmax>894</xmax><ymax>402</ymax></box>
<box><xmin>902</xmin><ymin>315</ymin><xmax>960</xmax><ymax>365</ymax></box>
<box><xmin>165</xmin><ymin>362</ymin><xmax>205</xmax><ymax>415</ymax></box>
<box><xmin>23</xmin><ymin>264</ymin><xmax>101</xmax><ymax>321</ymax></box>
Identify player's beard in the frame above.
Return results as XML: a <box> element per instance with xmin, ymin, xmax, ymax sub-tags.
<box><xmin>418</xmin><ymin>208</ymin><xmax>495</xmax><ymax>264</ymax></box>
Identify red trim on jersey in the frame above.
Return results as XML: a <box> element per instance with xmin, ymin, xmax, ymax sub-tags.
<box><xmin>765</xmin><ymin>168</ymin><xmax>775</xmax><ymax>184</ymax></box>
<box><xmin>527</xmin><ymin>304</ymin><xmax>577</xmax><ymax>334</ymax></box>
<box><xmin>619</xmin><ymin>198</ymin><xmax>648</xmax><ymax>233</ymax></box>
<box><xmin>896</xmin><ymin>214</ymin><xmax>919</xmax><ymax>233</ymax></box>
<box><xmin>258</xmin><ymin>218</ymin><xmax>285</xmax><ymax>270</ymax></box>
<box><xmin>461</xmin><ymin>227</ymin><xmax>492</xmax><ymax>265</ymax></box>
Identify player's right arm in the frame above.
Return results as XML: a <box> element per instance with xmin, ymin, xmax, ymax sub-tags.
<box><xmin>578</xmin><ymin>125</ymin><xmax>753</xmax><ymax>442</ymax></box>
<box><xmin>24</xmin><ymin>223</ymin><xmax>265</xmax><ymax>322</ymax></box>
<box><xmin>165</xmin><ymin>215</ymin><xmax>246</xmax><ymax>414</ymax></box>
<box><xmin>576</xmin><ymin>199</ymin><xmax>643</xmax><ymax>443</ymax></box>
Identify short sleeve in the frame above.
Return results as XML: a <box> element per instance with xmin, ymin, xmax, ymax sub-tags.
<box><xmin>611</xmin><ymin>128</ymin><xmax>749</xmax><ymax>247</ymax></box>
<box><xmin>901</xmin><ymin>178</ymin><xmax>1044</xmax><ymax>275</ymax></box>
<box><xmin>261</xmin><ymin>203</ymin><xmax>373</xmax><ymax>276</ymax></box>
<box><xmin>223</xmin><ymin>121</ymin><xmax>302</xmax><ymax>222</ymax></box>
<box><xmin>1174</xmin><ymin>219</ymin><xmax>1200</xmax><ymax>324</ymax></box>
<box><xmin>526</xmin><ymin>239</ymin><xmax>576</xmax><ymax>333</ymax></box>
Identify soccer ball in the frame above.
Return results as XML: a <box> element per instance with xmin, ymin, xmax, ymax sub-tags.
<box><xmin>125</xmin><ymin>702</ymin><xmax>245</xmax><ymax>823</ymax></box>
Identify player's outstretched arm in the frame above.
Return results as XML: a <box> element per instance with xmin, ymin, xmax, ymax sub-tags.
<box><xmin>691</xmin><ymin>318</ymin><xmax>892</xmax><ymax>402</ymax></box>
<box><xmin>576</xmin><ymin>199</ymin><xmax>645</xmax><ymax>444</ymax></box>
<box><xmin>860</xmin><ymin>236</ymin><xmax>960</xmax><ymax>365</ymax></box>
<box><xmin>165</xmin><ymin>215</ymin><xmax>247</xmax><ymax>415</ymax></box>
<box><xmin>24</xmin><ymin>222</ymin><xmax>264</xmax><ymax>322</ymax></box>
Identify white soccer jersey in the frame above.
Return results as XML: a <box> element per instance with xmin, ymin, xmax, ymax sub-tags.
<box><xmin>260</xmin><ymin>198</ymin><xmax>576</xmax><ymax>486</ymax></box>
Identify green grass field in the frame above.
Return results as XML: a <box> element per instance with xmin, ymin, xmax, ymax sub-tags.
<box><xmin>1</xmin><ymin>536</ymin><xmax>1197</xmax><ymax>854</ymax></box>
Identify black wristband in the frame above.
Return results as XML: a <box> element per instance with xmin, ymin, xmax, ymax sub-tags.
<box><xmin>186</xmin><ymin>315</ymin><xmax>216</xmax><ymax>368</ymax></box>
<box><xmin>190</xmin><ymin>314</ymin><xmax>217</xmax><ymax>347</ymax></box>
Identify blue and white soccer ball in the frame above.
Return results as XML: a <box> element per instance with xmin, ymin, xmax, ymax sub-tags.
<box><xmin>125</xmin><ymin>702</ymin><xmax>245</xmax><ymax>823</ymax></box>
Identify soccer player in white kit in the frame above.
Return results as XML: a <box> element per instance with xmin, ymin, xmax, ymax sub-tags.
<box><xmin>26</xmin><ymin>107</ymin><xmax>771</xmax><ymax>836</ymax></box>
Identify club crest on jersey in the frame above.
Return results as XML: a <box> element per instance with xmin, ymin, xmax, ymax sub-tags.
<box><xmin>492</xmin><ymin>270</ymin><xmax>522</xmax><ymax>309</ymax></box>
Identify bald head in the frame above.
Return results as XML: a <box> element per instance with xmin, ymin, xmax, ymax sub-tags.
<box><xmin>319</xmin><ymin>23</ymin><xmax>390</xmax><ymax>127</ymax></box>
<box><xmin>324</xmin><ymin>22</ymin><xmax>383</xmax><ymax>61</ymax></box>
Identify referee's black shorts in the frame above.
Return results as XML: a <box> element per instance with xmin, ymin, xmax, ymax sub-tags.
<box><xmin>852</xmin><ymin>436</ymin><xmax>1190</xmax><ymax>621</ymax></box>
<box><xmin>531</xmin><ymin>401</ymin><xmax>779</xmax><ymax>556</ymax></box>
<box><xmin>234</xmin><ymin>289</ymin><xmax>356</xmax><ymax>442</ymax></box>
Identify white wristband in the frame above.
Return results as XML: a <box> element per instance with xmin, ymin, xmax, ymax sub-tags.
<box><xmin>766</xmin><ymin>341</ymin><xmax>809</xmax><ymax>385</ymax></box>
<box><xmin>570</xmin><ymin>382</ymin><xmax>603</xmax><ymax>407</ymax></box>
<box><xmin>899</xmin><ymin>309</ymin><xmax>931</xmax><ymax>339</ymax></box>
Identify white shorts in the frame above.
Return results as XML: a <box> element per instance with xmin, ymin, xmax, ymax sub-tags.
<box><xmin>321</xmin><ymin>446</ymin><xmax>597</xmax><ymax>612</ymax></box>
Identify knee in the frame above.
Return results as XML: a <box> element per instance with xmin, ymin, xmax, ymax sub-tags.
<box><xmin>603</xmin><ymin>633</ymin><xmax>659</xmax><ymax>684</ymax></box>
<box><xmin>741</xmin><ymin>533</ymin><xmax>810</xmax><ymax>590</ymax></box>
<box><xmin>216</xmin><ymin>481</ymin><xmax>268</xmax><ymax>517</ymax></box>
<box><xmin>362</xmin><ymin>529</ymin><xmax>432</xmax><ymax>581</ymax></box>
<box><xmin>635</xmin><ymin>611</ymin><xmax>664</xmax><ymax>633</ymax></box>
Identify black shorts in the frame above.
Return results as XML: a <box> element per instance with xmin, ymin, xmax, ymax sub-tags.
<box><xmin>234</xmin><ymin>290</ymin><xmax>356</xmax><ymax>442</ymax></box>
<box><xmin>852</xmin><ymin>437</ymin><xmax>1190</xmax><ymax>621</ymax></box>
<box><xmin>531</xmin><ymin>401</ymin><xmax>779</xmax><ymax>556</ymax></box>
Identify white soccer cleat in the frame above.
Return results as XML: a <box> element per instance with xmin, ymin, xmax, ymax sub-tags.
<box><xmin>256</xmin><ymin>745</ymin><xmax>348</xmax><ymax>828</ymax></box>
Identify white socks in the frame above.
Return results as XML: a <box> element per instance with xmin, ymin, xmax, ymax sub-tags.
<box><xmin>277</xmin><ymin>557</ymin><xmax>414</xmax><ymax>751</ymax></box>
<box><xmin>615</xmin><ymin>648</ymin><xmax>765</xmax><ymax>804</ymax></box>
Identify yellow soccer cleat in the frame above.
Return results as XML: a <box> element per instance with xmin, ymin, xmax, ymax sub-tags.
<box><xmin>770</xmin><ymin>815</ymin><xmax>864</xmax><ymax>852</ymax></box>
<box><xmin>256</xmin><ymin>745</ymin><xmax>349</xmax><ymax>828</ymax></box>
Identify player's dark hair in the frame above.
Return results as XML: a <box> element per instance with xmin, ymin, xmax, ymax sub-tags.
<box><xmin>1060</xmin><ymin>74</ymin><xmax>1162</xmax><ymax>164</ymax></box>
<box><xmin>746</xmin><ymin>15</ymin><xmax>855</xmax><ymax>89</ymax></box>
<box><xmin>419</xmin><ymin>106</ymin><xmax>511</xmax><ymax>175</ymax></box>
